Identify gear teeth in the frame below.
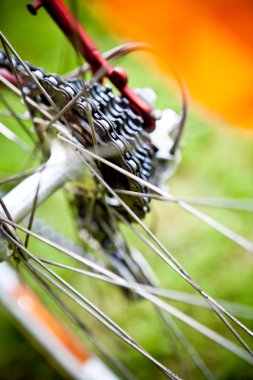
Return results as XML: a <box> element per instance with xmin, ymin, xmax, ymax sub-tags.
<box><xmin>0</xmin><ymin>49</ymin><xmax>157</xmax><ymax>222</ymax></box>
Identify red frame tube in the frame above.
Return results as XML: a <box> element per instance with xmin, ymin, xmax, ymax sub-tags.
<box><xmin>27</xmin><ymin>0</ymin><xmax>155</xmax><ymax>131</ymax></box>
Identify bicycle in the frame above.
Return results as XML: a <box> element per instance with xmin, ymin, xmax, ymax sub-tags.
<box><xmin>0</xmin><ymin>1</ymin><xmax>253</xmax><ymax>379</ymax></box>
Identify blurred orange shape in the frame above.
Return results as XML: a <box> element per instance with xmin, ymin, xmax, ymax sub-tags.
<box><xmin>92</xmin><ymin>0</ymin><xmax>253</xmax><ymax>130</ymax></box>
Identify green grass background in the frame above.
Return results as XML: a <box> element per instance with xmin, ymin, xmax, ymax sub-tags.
<box><xmin>0</xmin><ymin>1</ymin><xmax>253</xmax><ymax>379</ymax></box>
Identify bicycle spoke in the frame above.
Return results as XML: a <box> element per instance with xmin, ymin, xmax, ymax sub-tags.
<box><xmin>42</xmin><ymin>257</ymin><xmax>253</xmax><ymax>320</ymax></box>
<box><xmin>2</xmin><ymin>215</ymin><xmax>252</xmax><ymax>367</ymax></box>
<box><xmin>60</xmin><ymin>135</ymin><xmax>253</xmax><ymax>253</ymax></box>
<box><xmin>0</xmin><ymin>73</ymin><xmax>68</xmax><ymax>137</ymax></box>
<box><xmin>0</xmin><ymin>33</ymin><xmax>64</xmax><ymax>114</ymax></box>
<box><xmin>114</xmin><ymin>196</ymin><xmax>253</xmax><ymax>340</ymax></box>
<box><xmin>22</xmin><ymin>261</ymin><xmax>136</xmax><ymax>380</ymax></box>
<box><xmin>4</xmin><ymin>232</ymin><xmax>181</xmax><ymax>380</ymax></box>
<box><xmin>1</xmin><ymin>11</ymin><xmax>252</xmax><ymax>378</ymax></box>
<box><xmin>158</xmin><ymin>311</ymin><xmax>215</xmax><ymax>380</ymax></box>
<box><xmin>72</xmin><ymin>149</ymin><xmax>253</xmax><ymax>352</ymax></box>
<box><xmin>5</xmin><ymin>227</ymin><xmax>253</xmax><ymax>370</ymax></box>
<box><xmin>0</xmin><ymin>109</ymin><xmax>51</xmax><ymax>125</ymax></box>
<box><xmin>0</xmin><ymin>168</ymin><xmax>41</xmax><ymax>186</ymax></box>
<box><xmin>0</xmin><ymin>33</ymin><xmax>77</xmax><ymax>137</ymax></box>
<box><xmin>0</xmin><ymin>204</ymin><xmax>246</xmax><ymax>316</ymax></box>
<box><xmin>0</xmin><ymin>38</ymin><xmax>41</xmax><ymax>139</ymax></box>
<box><xmin>45</xmin><ymin>88</ymin><xmax>85</xmax><ymax>129</ymax></box>
<box><xmin>175</xmin><ymin>197</ymin><xmax>253</xmax><ymax>212</ymax></box>
<box><xmin>0</xmin><ymin>94</ymin><xmax>37</xmax><ymax>144</ymax></box>
<box><xmin>115</xmin><ymin>190</ymin><xmax>253</xmax><ymax>212</ymax></box>
<box><xmin>39</xmin><ymin>258</ymin><xmax>253</xmax><ymax>372</ymax></box>
<box><xmin>62</xmin><ymin>42</ymin><xmax>150</xmax><ymax>79</ymax></box>
<box><xmin>1</xmin><ymin>119</ymin><xmax>251</xmax><ymax>374</ymax></box>
<box><xmin>0</xmin><ymin>217</ymin><xmax>122</xmax><ymax>281</ymax></box>
<box><xmin>24</xmin><ymin>164</ymin><xmax>46</xmax><ymax>248</ymax></box>
<box><xmin>0</xmin><ymin>121</ymin><xmax>33</xmax><ymax>155</ymax></box>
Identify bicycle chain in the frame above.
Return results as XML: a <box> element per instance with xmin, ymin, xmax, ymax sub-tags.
<box><xmin>0</xmin><ymin>50</ymin><xmax>156</xmax><ymax>221</ymax></box>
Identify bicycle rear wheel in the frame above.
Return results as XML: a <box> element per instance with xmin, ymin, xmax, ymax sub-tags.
<box><xmin>0</xmin><ymin>1</ymin><xmax>253</xmax><ymax>379</ymax></box>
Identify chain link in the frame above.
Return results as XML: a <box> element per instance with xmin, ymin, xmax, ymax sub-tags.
<box><xmin>0</xmin><ymin>50</ymin><xmax>157</xmax><ymax>220</ymax></box>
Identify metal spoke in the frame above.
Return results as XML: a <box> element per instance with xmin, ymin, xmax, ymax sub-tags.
<box><xmin>1</xmin><ymin>22</ymin><xmax>252</xmax><ymax>379</ymax></box>
<box><xmin>60</xmin><ymin>134</ymin><xmax>253</xmax><ymax>253</ymax></box>
<box><xmin>0</xmin><ymin>33</ymin><xmax>75</xmax><ymax>135</ymax></box>
<box><xmin>2</xmin><ymin>216</ymin><xmax>252</xmax><ymax>365</ymax></box>
<box><xmin>0</xmin><ymin>168</ymin><xmax>40</xmax><ymax>186</ymax></box>
<box><xmin>158</xmin><ymin>311</ymin><xmax>215</xmax><ymax>380</ymax></box>
<box><xmin>115</xmin><ymin>190</ymin><xmax>253</xmax><ymax>212</ymax></box>
<box><xmin>0</xmin><ymin>94</ymin><xmax>37</xmax><ymax>144</ymax></box>
<box><xmin>22</xmin><ymin>260</ymin><xmax>136</xmax><ymax>380</ymax></box>
<box><xmin>0</xmin><ymin>109</ymin><xmax>58</xmax><ymax>126</ymax></box>
<box><xmin>0</xmin><ymin>33</ymin><xmax>65</xmax><ymax>114</ymax></box>
<box><xmin>0</xmin><ymin>73</ymin><xmax>68</xmax><ymax>137</ymax></box>
<box><xmin>24</xmin><ymin>164</ymin><xmax>46</xmax><ymax>248</ymax></box>
<box><xmin>71</xmin><ymin>147</ymin><xmax>253</xmax><ymax>353</ymax></box>
<box><xmin>0</xmin><ymin>121</ymin><xmax>33</xmax><ymax>155</ymax></box>
<box><xmin>62</xmin><ymin>42</ymin><xmax>150</xmax><ymax>79</ymax></box>
<box><xmin>3</xmin><ymin>232</ymin><xmax>180</xmax><ymax>380</ymax></box>
<box><xmin>38</xmin><ymin>257</ymin><xmax>253</xmax><ymax>320</ymax></box>
<box><xmin>0</xmin><ymin>37</ymin><xmax>41</xmax><ymax>143</ymax></box>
